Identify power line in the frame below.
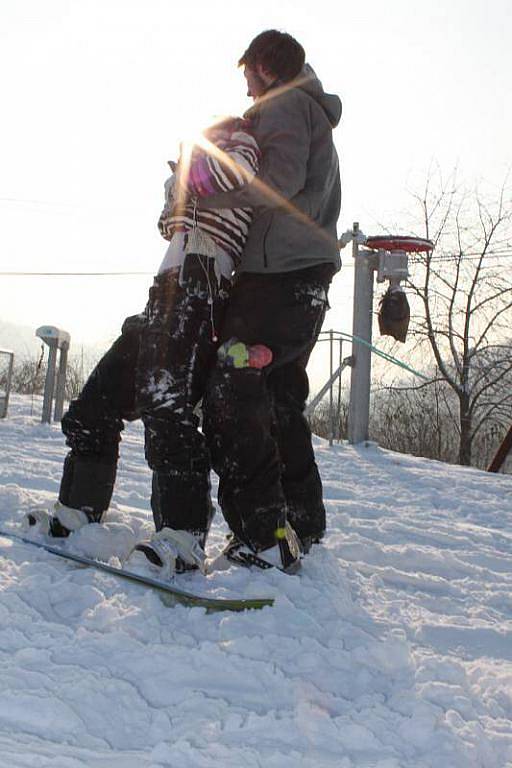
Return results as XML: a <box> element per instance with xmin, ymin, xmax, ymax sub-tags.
<box><xmin>0</xmin><ymin>196</ymin><xmax>75</xmax><ymax>207</ymax></box>
<box><xmin>0</xmin><ymin>271</ymin><xmax>153</xmax><ymax>276</ymax></box>
<box><xmin>3</xmin><ymin>253</ymin><xmax>512</xmax><ymax>277</ymax></box>
<box><xmin>409</xmin><ymin>252</ymin><xmax>512</xmax><ymax>264</ymax></box>
<box><xmin>0</xmin><ymin>196</ymin><xmax>150</xmax><ymax>215</ymax></box>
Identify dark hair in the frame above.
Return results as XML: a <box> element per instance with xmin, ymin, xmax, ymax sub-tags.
<box><xmin>238</xmin><ymin>30</ymin><xmax>305</xmax><ymax>82</ymax></box>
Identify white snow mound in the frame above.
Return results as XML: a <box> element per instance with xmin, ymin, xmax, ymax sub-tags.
<box><xmin>0</xmin><ymin>394</ymin><xmax>511</xmax><ymax>767</ymax></box>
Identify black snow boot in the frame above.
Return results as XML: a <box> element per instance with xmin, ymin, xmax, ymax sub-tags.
<box><xmin>223</xmin><ymin>522</ymin><xmax>303</xmax><ymax>574</ymax></box>
<box><xmin>25</xmin><ymin>453</ymin><xmax>116</xmax><ymax>537</ymax></box>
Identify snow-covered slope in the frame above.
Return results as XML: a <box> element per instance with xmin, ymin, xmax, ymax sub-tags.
<box><xmin>1</xmin><ymin>394</ymin><xmax>511</xmax><ymax>768</ymax></box>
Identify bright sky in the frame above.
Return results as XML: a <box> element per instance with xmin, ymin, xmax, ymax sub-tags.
<box><xmin>1</xmin><ymin>0</ymin><xmax>511</xmax><ymax>353</ymax></box>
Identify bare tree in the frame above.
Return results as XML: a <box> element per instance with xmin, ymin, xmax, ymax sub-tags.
<box><xmin>5</xmin><ymin>348</ymin><xmax>99</xmax><ymax>404</ymax></box>
<box><xmin>405</xmin><ymin>170</ymin><xmax>512</xmax><ymax>465</ymax></box>
<box><xmin>308</xmin><ymin>395</ymin><xmax>349</xmax><ymax>442</ymax></box>
<box><xmin>64</xmin><ymin>350</ymin><xmax>99</xmax><ymax>401</ymax></box>
<box><xmin>9</xmin><ymin>352</ymin><xmax>46</xmax><ymax>395</ymax></box>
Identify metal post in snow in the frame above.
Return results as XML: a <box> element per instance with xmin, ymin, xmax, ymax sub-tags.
<box><xmin>0</xmin><ymin>351</ymin><xmax>14</xmax><ymax>419</ymax></box>
<box><xmin>329</xmin><ymin>329</ymin><xmax>334</xmax><ymax>446</ymax></box>
<box><xmin>53</xmin><ymin>343</ymin><xmax>69</xmax><ymax>422</ymax></box>
<box><xmin>36</xmin><ymin>327</ymin><xmax>71</xmax><ymax>425</ymax></box>
<box><xmin>348</xmin><ymin>222</ymin><xmax>376</xmax><ymax>444</ymax></box>
<box><xmin>337</xmin><ymin>338</ymin><xmax>343</xmax><ymax>439</ymax></box>
<box><xmin>41</xmin><ymin>346</ymin><xmax>58</xmax><ymax>424</ymax></box>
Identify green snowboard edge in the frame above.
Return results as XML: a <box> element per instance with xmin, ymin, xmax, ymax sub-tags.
<box><xmin>0</xmin><ymin>529</ymin><xmax>275</xmax><ymax>613</ymax></box>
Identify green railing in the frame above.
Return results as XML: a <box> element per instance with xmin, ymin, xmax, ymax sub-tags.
<box><xmin>308</xmin><ymin>330</ymin><xmax>430</xmax><ymax>444</ymax></box>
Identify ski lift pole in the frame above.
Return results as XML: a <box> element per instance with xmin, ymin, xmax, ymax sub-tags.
<box><xmin>346</xmin><ymin>230</ymin><xmax>433</xmax><ymax>443</ymax></box>
<box><xmin>54</xmin><ymin>339</ymin><xmax>69</xmax><ymax>422</ymax></box>
<box><xmin>0</xmin><ymin>350</ymin><xmax>14</xmax><ymax>419</ymax></box>
<box><xmin>42</xmin><ymin>345</ymin><xmax>58</xmax><ymax>424</ymax></box>
<box><xmin>329</xmin><ymin>329</ymin><xmax>334</xmax><ymax>446</ymax></box>
<box><xmin>348</xmin><ymin>223</ymin><xmax>376</xmax><ymax>443</ymax></box>
<box><xmin>337</xmin><ymin>337</ymin><xmax>343</xmax><ymax>438</ymax></box>
<box><xmin>36</xmin><ymin>326</ymin><xmax>70</xmax><ymax>424</ymax></box>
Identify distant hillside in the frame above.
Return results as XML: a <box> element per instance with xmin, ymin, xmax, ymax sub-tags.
<box><xmin>0</xmin><ymin>320</ymin><xmax>41</xmax><ymax>358</ymax></box>
<box><xmin>0</xmin><ymin>319</ymin><xmax>104</xmax><ymax>364</ymax></box>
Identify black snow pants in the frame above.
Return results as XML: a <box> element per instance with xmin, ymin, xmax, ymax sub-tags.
<box><xmin>203</xmin><ymin>263</ymin><xmax>334</xmax><ymax>551</ymax></box>
<box><xmin>60</xmin><ymin>254</ymin><xmax>230</xmax><ymax>535</ymax></box>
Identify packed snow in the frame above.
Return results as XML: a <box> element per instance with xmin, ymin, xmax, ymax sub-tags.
<box><xmin>1</xmin><ymin>393</ymin><xmax>512</xmax><ymax>767</ymax></box>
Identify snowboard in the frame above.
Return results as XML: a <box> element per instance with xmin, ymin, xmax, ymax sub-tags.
<box><xmin>0</xmin><ymin>528</ymin><xmax>274</xmax><ymax>613</ymax></box>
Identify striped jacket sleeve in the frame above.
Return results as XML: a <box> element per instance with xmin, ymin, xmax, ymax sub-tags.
<box><xmin>184</xmin><ymin>130</ymin><xmax>260</xmax><ymax>198</ymax></box>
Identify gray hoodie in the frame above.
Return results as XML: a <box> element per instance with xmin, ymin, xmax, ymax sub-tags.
<box><xmin>200</xmin><ymin>65</ymin><xmax>342</xmax><ymax>274</ymax></box>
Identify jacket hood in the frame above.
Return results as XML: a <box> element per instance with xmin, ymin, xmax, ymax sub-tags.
<box><xmin>297</xmin><ymin>64</ymin><xmax>342</xmax><ymax>128</ymax></box>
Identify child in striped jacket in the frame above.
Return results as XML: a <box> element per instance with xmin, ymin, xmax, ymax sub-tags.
<box><xmin>158</xmin><ymin>116</ymin><xmax>259</xmax><ymax>281</ymax></box>
<box><xmin>26</xmin><ymin>118</ymin><xmax>267</xmax><ymax>577</ymax></box>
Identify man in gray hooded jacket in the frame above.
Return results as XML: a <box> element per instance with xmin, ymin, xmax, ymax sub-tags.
<box><xmin>201</xmin><ymin>30</ymin><xmax>342</xmax><ymax>572</ymax></box>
